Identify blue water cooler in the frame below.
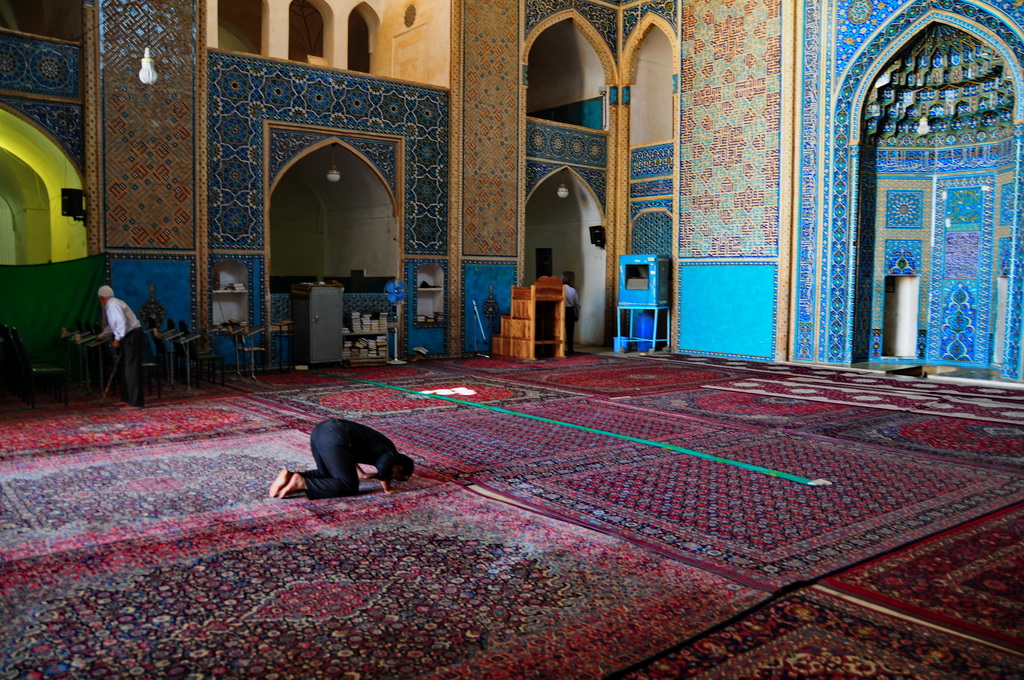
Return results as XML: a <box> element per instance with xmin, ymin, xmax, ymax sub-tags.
<box><xmin>616</xmin><ymin>255</ymin><xmax>671</xmax><ymax>352</ymax></box>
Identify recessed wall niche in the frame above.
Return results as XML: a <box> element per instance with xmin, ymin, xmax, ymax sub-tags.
<box><xmin>212</xmin><ymin>259</ymin><xmax>249</xmax><ymax>326</ymax></box>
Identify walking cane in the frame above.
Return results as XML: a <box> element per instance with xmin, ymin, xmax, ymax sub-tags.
<box><xmin>101</xmin><ymin>347</ymin><xmax>122</xmax><ymax>404</ymax></box>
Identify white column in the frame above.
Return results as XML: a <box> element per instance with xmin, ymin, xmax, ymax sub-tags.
<box><xmin>882</xmin><ymin>275</ymin><xmax>920</xmax><ymax>357</ymax></box>
<box><xmin>207</xmin><ymin>0</ymin><xmax>218</xmax><ymax>48</ymax></box>
<box><xmin>265</xmin><ymin>0</ymin><xmax>290</xmax><ymax>60</ymax></box>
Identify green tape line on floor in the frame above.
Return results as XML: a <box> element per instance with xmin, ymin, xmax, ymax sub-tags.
<box><xmin>318</xmin><ymin>371</ymin><xmax>831</xmax><ymax>487</ymax></box>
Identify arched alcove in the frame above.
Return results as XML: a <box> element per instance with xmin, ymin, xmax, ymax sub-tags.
<box><xmin>630</xmin><ymin>26</ymin><xmax>674</xmax><ymax>145</ymax></box>
<box><xmin>269</xmin><ymin>141</ymin><xmax>399</xmax><ymax>288</ymax></box>
<box><xmin>218</xmin><ymin>0</ymin><xmax>261</xmax><ymax>54</ymax></box>
<box><xmin>0</xmin><ymin>0</ymin><xmax>81</xmax><ymax>40</ymax></box>
<box><xmin>289</xmin><ymin>0</ymin><xmax>325</xmax><ymax>63</ymax></box>
<box><xmin>525</xmin><ymin>168</ymin><xmax>606</xmax><ymax>347</ymax></box>
<box><xmin>526</xmin><ymin>18</ymin><xmax>607</xmax><ymax>129</ymax></box>
<box><xmin>348</xmin><ymin>3</ymin><xmax>380</xmax><ymax>74</ymax></box>
<box><xmin>854</xmin><ymin>21</ymin><xmax>1015</xmax><ymax>370</ymax></box>
<box><xmin>0</xmin><ymin>107</ymin><xmax>85</xmax><ymax>264</ymax></box>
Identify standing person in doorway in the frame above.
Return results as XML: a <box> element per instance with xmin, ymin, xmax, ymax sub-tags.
<box><xmin>562</xmin><ymin>271</ymin><xmax>580</xmax><ymax>356</ymax></box>
<box><xmin>96</xmin><ymin>285</ymin><xmax>145</xmax><ymax>409</ymax></box>
<box><xmin>269</xmin><ymin>418</ymin><xmax>415</xmax><ymax>499</ymax></box>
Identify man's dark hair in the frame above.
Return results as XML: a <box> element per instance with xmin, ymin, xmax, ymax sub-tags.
<box><xmin>395</xmin><ymin>453</ymin><xmax>415</xmax><ymax>478</ymax></box>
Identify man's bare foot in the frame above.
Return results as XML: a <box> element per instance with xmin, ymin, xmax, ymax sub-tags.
<box><xmin>277</xmin><ymin>472</ymin><xmax>307</xmax><ymax>497</ymax></box>
<box><xmin>268</xmin><ymin>468</ymin><xmax>291</xmax><ymax>497</ymax></box>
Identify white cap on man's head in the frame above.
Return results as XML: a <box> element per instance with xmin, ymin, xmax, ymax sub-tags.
<box><xmin>98</xmin><ymin>285</ymin><xmax>114</xmax><ymax>298</ymax></box>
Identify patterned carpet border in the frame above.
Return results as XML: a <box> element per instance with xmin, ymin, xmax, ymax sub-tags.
<box><xmin>618</xmin><ymin>588</ymin><xmax>1024</xmax><ymax>679</ymax></box>
<box><xmin>646</xmin><ymin>353</ymin><xmax>1024</xmax><ymax>402</ymax></box>
<box><xmin>248</xmin><ymin>374</ymin><xmax>582</xmax><ymax>420</ymax></box>
<box><xmin>612</xmin><ymin>388</ymin><xmax>879</xmax><ymax>430</ymax></box>
<box><xmin>0</xmin><ymin>396</ymin><xmax>312</xmax><ymax>459</ymax></box>
<box><xmin>824</xmin><ymin>502</ymin><xmax>1024</xmax><ymax>653</ymax></box>
<box><xmin>468</xmin><ymin>428</ymin><xmax>1024</xmax><ymax>590</ymax></box>
<box><xmin>708</xmin><ymin>378</ymin><xmax>1024</xmax><ymax>424</ymax></box>
<box><xmin>796</xmin><ymin>411</ymin><xmax>1024</xmax><ymax>473</ymax></box>
<box><xmin>373</xmin><ymin>398</ymin><xmax>742</xmax><ymax>481</ymax></box>
<box><xmin>1</xmin><ymin>485</ymin><xmax>768</xmax><ymax>679</ymax></box>
<box><xmin>430</xmin><ymin>354</ymin><xmax>752</xmax><ymax>397</ymax></box>
<box><xmin>0</xmin><ymin>429</ymin><xmax>328</xmax><ymax>560</ymax></box>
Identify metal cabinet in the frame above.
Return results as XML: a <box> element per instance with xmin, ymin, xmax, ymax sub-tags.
<box><xmin>292</xmin><ymin>284</ymin><xmax>344</xmax><ymax>365</ymax></box>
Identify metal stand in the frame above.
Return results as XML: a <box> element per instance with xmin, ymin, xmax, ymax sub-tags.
<box><xmin>387</xmin><ymin>304</ymin><xmax>406</xmax><ymax>365</ymax></box>
<box><xmin>158</xmin><ymin>328</ymin><xmax>183</xmax><ymax>387</ymax></box>
<box><xmin>174</xmin><ymin>332</ymin><xmax>201</xmax><ymax>394</ymax></box>
<box><xmin>471</xmin><ymin>299</ymin><xmax>489</xmax><ymax>358</ymax></box>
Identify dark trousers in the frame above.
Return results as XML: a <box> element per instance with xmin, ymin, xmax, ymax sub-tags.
<box><xmin>304</xmin><ymin>419</ymin><xmax>362</xmax><ymax>498</ymax></box>
<box><xmin>564</xmin><ymin>312</ymin><xmax>577</xmax><ymax>355</ymax></box>
<box><xmin>120</xmin><ymin>327</ymin><xmax>145</xmax><ymax>407</ymax></box>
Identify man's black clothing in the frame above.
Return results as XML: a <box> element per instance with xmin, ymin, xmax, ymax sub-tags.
<box><xmin>303</xmin><ymin>418</ymin><xmax>404</xmax><ymax>499</ymax></box>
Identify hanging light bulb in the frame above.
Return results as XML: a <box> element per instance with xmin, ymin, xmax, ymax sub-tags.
<box><xmin>326</xmin><ymin>143</ymin><xmax>341</xmax><ymax>182</ymax></box>
<box><xmin>138</xmin><ymin>48</ymin><xmax>158</xmax><ymax>85</ymax></box>
<box><xmin>556</xmin><ymin>169</ymin><xmax>569</xmax><ymax>198</ymax></box>
<box><xmin>917</xmin><ymin>114</ymin><xmax>931</xmax><ymax>135</ymax></box>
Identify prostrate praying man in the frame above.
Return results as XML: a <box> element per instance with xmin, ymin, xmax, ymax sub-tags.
<box><xmin>96</xmin><ymin>285</ymin><xmax>145</xmax><ymax>409</ymax></box>
<box><xmin>269</xmin><ymin>417</ymin><xmax>415</xmax><ymax>499</ymax></box>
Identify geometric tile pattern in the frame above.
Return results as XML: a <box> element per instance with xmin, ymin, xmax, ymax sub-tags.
<box><xmin>928</xmin><ymin>175</ymin><xmax>994</xmax><ymax>365</ymax></box>
<box><xmin>526</xmin><ymin>120</ymin><xmax>607</xmax><ymax>168</ymax></box>
<box><xmin>0</xmin><ymin>95</ymin><xmax>83</xmax><ymax>170</ymax></box>
<box><xmin>631</xmin><ymin>143</ymin><xmax>674</xmax><ymax>180</ymax></box>
<box><xmin>631</xmin><ymin>210</ymin><xmax>673</xmax><ymax>256</ymax></box>
<box><xmin>940</xmin><ymin>280</ymin><xmax>978</xmax><ymax>362</ymax></box>
<box><xmin>874</xmin><ymin>140</ymin><xmax>1015</xmax><ymax>173</ymax></box>
<box><xmin>101</xmin><ymin>1</ymin><xmax>197</xmax><ymax>250</ymax></box>
<box><xmin>526</xmin><ymin>0</ymin><xmax>618</xmax><ymax>56</ymax></box>
<box><xmin>208</xmin><ymin>53</ymin><xmax>448</xmax><ymax>253</ymax></box>
<box><xmin>1000</xmin><ymin>236</ymin><xmax>1013</xmax><ymax>277</ymax></box>
<box><xmin>526</xmin><ymin>160</ymin><xmax>608</xmax><ymax>207</ymax></box>
<box><xmin>808</xmin><ymin>0</ymin><xmax>1024</xmax><ymax>377</ymax></box>
<box><xmin>623</xmin><ymin>1</ymin><xmax>678</xmax><ymax>43</ymax></box>
<box><xmin>269</xmin><ymin>129</ymin><xmax>399</xmax><ymax>195</ymax></box>
<box><xmin>885</xmin><ymin>190</ymin><xmax>923</xmax><ymax>229</ymax></box>
<box><xmin>462</xmin><ymin>0</ymin><xmax>520</xmax><ymax>257</ymax></box>
<box><xmin>944</xmin><ymin>232</ymin><xmax>980</xmax><ymax>280</ymax></box>
<box><xmin>679</xmin><ymin>0</ymin><xmax>781</xmax><ymax>258</ymax></box>
<box><xmin>1000</xmin><ymin>182</ymin><xmax>1016</xmax><ymax>226</ymax></box>
<box><xmin>631</xmin><ymin>179</ymin><xmax>674</xmax><ymax>199</ymax></box>
<box><xmin>884</xmin><ymin>239</ymin><xmax>921</xmax><ymax>275</ymax></box>
<box><xmin>0</xmin><ymin>32</ymin><xmax>79</xmax><ymax>98</ymax></box>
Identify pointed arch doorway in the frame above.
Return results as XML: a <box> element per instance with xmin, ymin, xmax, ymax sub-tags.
<box><xmin>845</xmin><ymin>16</ymin><xmax>1023</xmax><ymax>379</ymax></box>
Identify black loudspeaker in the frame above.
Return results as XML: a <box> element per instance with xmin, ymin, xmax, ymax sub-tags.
<box><xmin>589</xmin><ymin>225</ymin><xmax>606</xmax><ymax>248</ymax></box>
<box><xmin>536</xmin><ymin>247</ymin><xmax>552</xmax><ymax>278</ymax></box>
<box><xmin>61</xmin><ymin>188</ymin><xmax>85</xmax><ymax>220</ymax></box>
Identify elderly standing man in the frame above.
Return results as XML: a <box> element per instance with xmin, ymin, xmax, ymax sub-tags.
<box><xmin>96</xmin><ymin>285</ymin><xmax>145</xmax><ymax>409</ymax></box>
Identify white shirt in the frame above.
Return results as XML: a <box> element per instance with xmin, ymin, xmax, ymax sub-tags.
<box><xmin>102</xmin><ymin>297</ymin><xmax>141</xmax><ymax>341</ymax></box>
<box><xmin>564</xmin><ymin>284</ymin><xmax>580</xmax><ymax>311</ymax></box>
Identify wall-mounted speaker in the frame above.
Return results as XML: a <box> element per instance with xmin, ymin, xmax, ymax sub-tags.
<box><xmin>61</xmin><ymin>188</ymin><xmax>85</xmax><ymax>220</ymax></box>
<box><xmin>536</xmin><ymin>247</ymin><xmax>552</xmax><ymax>278</ymax></box>
<box><xmin>588</xmin><ymin>225</ymin><xmax>605</xmax><ymax>248</ymax></box>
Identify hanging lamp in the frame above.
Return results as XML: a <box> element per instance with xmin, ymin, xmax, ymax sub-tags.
<box><xmin>326</xmin><ymin>143</ymin><xmax>341</xmax><ymax>182</ymax></box>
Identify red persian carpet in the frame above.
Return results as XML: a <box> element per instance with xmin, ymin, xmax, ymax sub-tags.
<box><xmin>434</xmin><ymin>355</ymin><xmax>750</xmax><ymax>396</ymax></box>
<box><xmin>708</xmin><ymin>378</ymin><xmax>1024</xmax><ymax>424</ymax></box>
<box><xmin>467</xmin><ymin>423</ymin><xmax>1024</xmax><ymax>589</ymax></box>
<box><xmin>799</xmin><ymin>410</ymin><xmax>1024</xmax><ymax>472</ymax></box>
<box><xmin>0</xmin><ymin>397</ymin><xmax>312</xmax><ymax>459</ymax></box>
<box><xmin>600</xmin><ymin>387</ymin><xmax>879</xmax><ymax>429</ymax></box>
<box><xmin>618</xmin><ymin>588</ymin><xmax>1024</xmax><ymax>679</ymax></box>
<box><xmin>0</xmin><ymin>429</ymin><xmax>319</xmax><ymax>560</ymax></box>
<box><xmin>249</xmin><ymin>375</ymin><xmax>578</xmax><ymax>420</ymax></box>
<box><xmin>0</xmin><ymin>485</ymin><xmax>766</xmax><ymax>679</ymax></box>
<box><xmin>824</xmin><ymin>502</ymin><xmax>1024</xmax><ymax>653</ymax></box>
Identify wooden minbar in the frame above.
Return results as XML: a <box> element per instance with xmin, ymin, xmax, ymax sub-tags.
<box><xmin>491</xmin><ymin>276</ymin><xmax>565</xmax><ymax>360</ymax></box>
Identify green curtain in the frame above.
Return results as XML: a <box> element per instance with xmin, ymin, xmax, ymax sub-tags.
<box><xmin>0</xmin><ymin>254</ymin><xmax>106</xmax><ymax>381</ymax></box>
